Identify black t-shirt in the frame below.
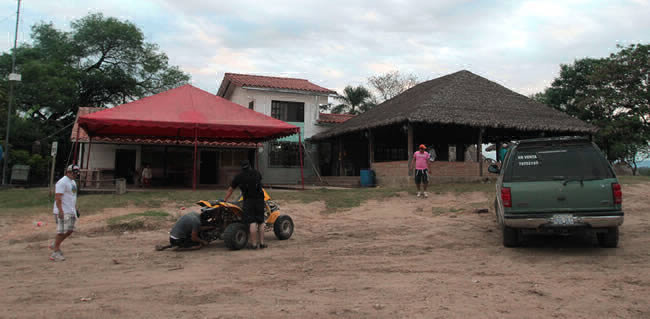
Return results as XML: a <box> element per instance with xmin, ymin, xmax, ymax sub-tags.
<box><xmin>230</xmin><ymin>169</ymin><xmax>264</xmax><ymax>200</ymax></box>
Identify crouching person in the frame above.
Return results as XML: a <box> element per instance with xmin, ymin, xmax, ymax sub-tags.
<box><xmin>156</xmin><ymin>212</ymin><xmax>211</xmax><ymax>251</ymax></box>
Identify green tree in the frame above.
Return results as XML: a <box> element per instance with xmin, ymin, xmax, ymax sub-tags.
<box><xmin>534</xmin><ymin>44</ymin><xmax>649</xmax><ymax>163</ymax></box>
<box><xmin>332</xmin><ymin>85</ymin><xmax>375</xmax><ymax>115</ymax></box>
<box><xmin>0</xmin><ymin>13</ymin><xmax>189</xmax><ymax>172</ymax></box>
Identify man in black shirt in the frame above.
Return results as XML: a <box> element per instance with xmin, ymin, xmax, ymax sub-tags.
<box><xmin>224</xmin><ymin>160</ymin><xmax>267</xmax><ymax>249</ymax></box>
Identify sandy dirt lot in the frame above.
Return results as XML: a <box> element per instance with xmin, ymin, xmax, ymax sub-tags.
<box><xmin>1</xmin><ymin>184</ymin><xmax>649</xmax><ymax>319</ymax></box>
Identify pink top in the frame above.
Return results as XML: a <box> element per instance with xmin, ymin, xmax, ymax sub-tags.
<box><xmin>413</xmin><ymin>151</ymin><xmax>430</xmax><ymax>170</ymax></box>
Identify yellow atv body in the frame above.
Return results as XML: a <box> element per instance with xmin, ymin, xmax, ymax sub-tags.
<box><xmin>196</xmin><ymin>189</ymin><xmax>294</xmax><ymax>250</ymax></box>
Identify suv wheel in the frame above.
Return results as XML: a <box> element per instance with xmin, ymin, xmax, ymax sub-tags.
<box><xmin>597</xmin><ymin>227</ymin><xmax>619</xmax><ymax>248</ymax></box>
<box><xmin>503</xmin><ymin>225</ymin><xmax>519</xmax><ymax>247</ymax></box>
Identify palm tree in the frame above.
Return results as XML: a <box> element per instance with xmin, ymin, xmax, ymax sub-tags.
<box><xmin>333</xmin><ymin>85</ymin><xmax>375</xmax><ymax>114</ymax></box>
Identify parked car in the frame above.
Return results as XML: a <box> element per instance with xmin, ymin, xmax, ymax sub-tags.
<box><xmin>488</xmin><ymin>137</ymin><xmax>623</xmax><ymax>248</ymax></box>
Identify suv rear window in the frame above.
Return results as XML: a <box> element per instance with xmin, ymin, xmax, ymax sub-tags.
<box><xmin>503</xmin><ymin>142</ymin><xmax>614</xmax><ymax>182</ymax></box>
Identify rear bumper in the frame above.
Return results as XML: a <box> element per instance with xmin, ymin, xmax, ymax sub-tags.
<box><xmin>504</xmin><ymin>212</ymin><xmax>624</xmax><ymax>229</ymax></box>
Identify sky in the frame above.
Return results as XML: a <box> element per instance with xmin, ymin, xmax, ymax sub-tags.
<box><xmin>1</xmin><ymin>0</ymin><xmax>649</xmax><ymax>97</ymax></box>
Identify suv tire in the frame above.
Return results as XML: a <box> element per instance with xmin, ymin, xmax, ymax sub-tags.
<box><xmin>503</xmin><ymin>225</ymin><xmax>519</xmax><ymax>247</ymax></box>
<box><xmin>597</xmin><ymin>227</ymin><xmax>619</xmax><ymax>248</ymax></box>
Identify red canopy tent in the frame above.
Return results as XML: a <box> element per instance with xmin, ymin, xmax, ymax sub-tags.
<box><xmin>77</xmin><ymin>84</ymin><xmax>304</xmax><ymax>190</ymax></box>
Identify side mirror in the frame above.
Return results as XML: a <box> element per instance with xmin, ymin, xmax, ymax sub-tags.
<box><xmin>488</xmin><ymin>164</ymin><xmax>500</xmax><ymax>174</ymax></box>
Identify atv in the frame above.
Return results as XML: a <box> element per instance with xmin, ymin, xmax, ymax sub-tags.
<box><xmin>196</xmin><ymin>189</ymin><xmax>294</xmax><ymax>250</ymax></box>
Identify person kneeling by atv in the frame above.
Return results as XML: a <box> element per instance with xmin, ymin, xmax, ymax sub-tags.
<box><xmin>156</xmin><ymin>212</ymin><xmax>212</xmax><ymax>251</ymax></box>
<box><xmin>224</xmin><ymin>160</ymin><xmax>267</xmax><ymax>250</ymax></box>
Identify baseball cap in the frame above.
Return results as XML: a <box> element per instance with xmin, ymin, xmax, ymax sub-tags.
<box><xmin>67</xmin><ymin>164</ymin><xmax>80</xmax><ymax>172</ymax></box>
<box><xmin>419</xmin><ymin>144</ymin><xmax>426</xmax><ymax>149</ymax></box>
<box><xmin>240</xmin><ymin>160</ymin><xmax>250</xmax><ymax>169</ymax></box>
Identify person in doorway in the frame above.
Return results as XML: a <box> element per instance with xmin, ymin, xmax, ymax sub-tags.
<box><xmin>411</xmin><ymin>144</ymin><xmax>431</xmax><ymax>198</ymax></box>
<box><xmin>156</xmin><ymin>211</ymin><xmax>211</xmax><ymax>251</ymax></box>
<box><xmin>141</xmin><ymin>163</ymin><xmax>152</xmax><ymax>187</ymax></box>
<box><xmin>50</xmin><ymin>164</ymin><xmax>80</xmax><ymax>261</ymax></box>
<box><xmin>224</xmin><ymin>160</ymin><xmax>267</xmax><ymax>249</ymax></box>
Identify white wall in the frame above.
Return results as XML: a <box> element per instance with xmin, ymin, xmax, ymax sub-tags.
<box><xmin>229</xmin><ymin>87</ymin><xmax>328</xmax><ymax>139</ymax></box>
<box><xmin>82</xmin><ymin>143</ymin><xmax>141</xmax><ymax>170</ymax></box>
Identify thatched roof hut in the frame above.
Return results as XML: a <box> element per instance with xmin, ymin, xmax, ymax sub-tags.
<box><xmin>311</xmin><ymin>70</ymin><xmax>595</xmax><ymax>141</ymax></box>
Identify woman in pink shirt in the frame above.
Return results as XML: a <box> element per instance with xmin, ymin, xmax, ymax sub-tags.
<box><xmin>411</xmin><ymin>144</ymin><xmax>431</xmax><ymax>198</ymax></box>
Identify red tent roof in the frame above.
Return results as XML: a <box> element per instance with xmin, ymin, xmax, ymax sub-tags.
<box><xmin>78</xmin><ymin>85</ymin><xmax>299</xmax><ymax>141</ymax></box>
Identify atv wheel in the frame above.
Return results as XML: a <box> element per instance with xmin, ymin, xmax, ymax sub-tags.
<box><xmin>273</xmin><ymin>215</ymin><xmax>294</xmax><ymax>240</ymax></box>
<box><xmin>597</xmin><ymin>227</ymin><xmax>619</xmax><ymax>248</ymax></box>
<box><xmin>502</xmin><ymin>225</ymin><xmax>519</xmax><ymax>247</ymax></box>
<box><xmin>224</xmin><ymin>223</ymin><xmax>248</xmax><ymax>250</ymax></box>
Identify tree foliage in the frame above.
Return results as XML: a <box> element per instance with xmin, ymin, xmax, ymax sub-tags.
<box><xmin>367</xmin><ymin>70</ymin><xmax>419</xmax><ymax>103</ymax></box>
<box><xmin>0</xmin><ymin>13</ymin><xmax>189</xmax><ymax>174</ymax></box>
<box><xmin>332</xmin><ymin>85</ymin><xmax>375</xmax><ymax>115</ymax></box>
<box><xmin>534</xmin><ymin>44</ymin><xmax>649</xmax><ymax>167</ymax></box>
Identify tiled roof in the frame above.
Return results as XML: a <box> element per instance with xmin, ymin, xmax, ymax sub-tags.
<box><xmin>318</xmin><ymin>113</ymin><xmax>355</xmax><ymax>124</ymax></box>
<box><xmin>218</xmin><ymin>73</ymin><xmax>337</xmax><ymax>96</ymax></box>
<box><xmin>71</xmin><ymin>107</ymin><xmax>259</xmax><ymax>148</ymax></box>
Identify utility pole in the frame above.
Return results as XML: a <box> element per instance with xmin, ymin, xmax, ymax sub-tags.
<box><xmin>2</xmin><ymin>0</ymin><xmax>21</xmax><ymax>185</ymax></box>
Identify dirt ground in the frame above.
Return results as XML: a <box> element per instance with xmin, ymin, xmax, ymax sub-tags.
<box><xmin>1</xmin><ymin>184</ymin><xmax>649</xmax><ymax>319</ymax></box>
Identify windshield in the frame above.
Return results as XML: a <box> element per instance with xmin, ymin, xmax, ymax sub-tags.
<box><xmin>503</xmin><ymin>142</ymin><xmax>614</xmax><ymax>182</ymax></box>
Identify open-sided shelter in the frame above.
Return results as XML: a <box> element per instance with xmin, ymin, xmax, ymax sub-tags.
<box><xmin>310</xmin><ymin>70</ymin><xmax>596</xmax><ymax>185</ymax></box>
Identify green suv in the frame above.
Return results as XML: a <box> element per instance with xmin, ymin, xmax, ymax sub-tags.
<box><xmin>488</xmin><ymin>137</ymin><xmax>623</xmax><ymax>248</ymax></box>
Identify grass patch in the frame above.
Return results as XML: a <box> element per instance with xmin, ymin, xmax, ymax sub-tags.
<box><xmin>106</xmin><ymin>210</ymin><xmax>170</xmax><ymax>231</ymax></box>
<box><xmin>272</xmin><ymin>187</ymin><xmax>402</xmax><ymax>211</ymax></box>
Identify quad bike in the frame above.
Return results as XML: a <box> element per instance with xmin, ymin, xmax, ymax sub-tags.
<box><xmin>195</xmin><ymin>189</ymin><xmax>294</xmax><ymax>250</ymax></box>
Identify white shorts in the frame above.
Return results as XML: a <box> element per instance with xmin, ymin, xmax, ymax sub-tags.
<box><xmin>55</xmin><ymin>214</ymin><xmax>76</xmax><ymax>234</ymax></box>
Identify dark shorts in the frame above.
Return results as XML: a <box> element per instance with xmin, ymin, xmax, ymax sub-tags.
<box><xmin>243</xmin><ymin>199</ymin><xmax>265</xmax><ymax>224</ymax></box>
<box><xmin>415</xmin><ymin>169</ymin><xmax>429</xmax><ymax>185</ymax></box>
<box><xmin>169</xmin><ymin>237</ymin><xmax>199</xmax><ymax>248</ymax></box>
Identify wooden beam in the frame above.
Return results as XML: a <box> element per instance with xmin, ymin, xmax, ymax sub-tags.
<box><xmin>338</xmin><ymin>136</ymin><xmax>344</xmax><ymax>176</ymax></box>
<box><xmin>368</xmin><ymin>129</ymin><xmax>374</xmax><ymax>168</ymax></box>
<box><xmin>407</xmin><ymin>123</ymin><xmax>413</xmax><ymax>176</ymax></box>
<box><xmin>478</xmin><ymin>128</ymin><xmax>484</xmax><ymax>176</ymax></box>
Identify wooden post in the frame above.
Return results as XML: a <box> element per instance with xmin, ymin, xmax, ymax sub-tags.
<box><xmin>299</xmin><ymin>129</ymin><xmax>304</xmax><ymax>190</ymax></box>
<box><xmin>193</xmin><ymin>127</ymin><xmax>197</xmax><ymax>191</ymax></box>
<box><xmin>368</xmin><ymin>129</ymin><xmax>374</xmax><ymax>168</ymax></box>
<box><xmin>477</xmin><ymin>128</ymin><xmax>484</xmax><ymax>176</ymax></box>
<box><xmin>407</xmin><ymin>123</ymin><xmax>413</xmax><ymax>176</ymax></box>
<box><xmin>338</xmin><ymin>136</ymin><xmax>343</xmax><ymax>176</ymax></box>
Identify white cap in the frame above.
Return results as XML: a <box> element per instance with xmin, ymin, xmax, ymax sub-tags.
<box><xmin>67</xmin><ymin>164</ymin><xmax>80</xmax><ymax>171</ymax></box>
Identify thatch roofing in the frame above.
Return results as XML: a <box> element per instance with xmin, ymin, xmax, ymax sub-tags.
<box><xmin>311</xmin><ymin>70</ymin><xmax>596</xmax><ymax>140</ymax></box>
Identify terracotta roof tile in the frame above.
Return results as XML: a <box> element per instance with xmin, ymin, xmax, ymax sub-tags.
<box><xmin>318</xmin><ymin>113</ymin><xmax>355</xmax><ymax>124</ymax></box>
<box><xmin>219</xmin><ymin>73</ymin><xmax>336</xmax><ymax>96</ymax></box>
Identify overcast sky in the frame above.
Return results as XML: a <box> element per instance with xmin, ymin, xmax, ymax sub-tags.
<box><xmin>1</xmin><ymin>0</ymin><xmax>649</xmax><ymax>97</ymax></box>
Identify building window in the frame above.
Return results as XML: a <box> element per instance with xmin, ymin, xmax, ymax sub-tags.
<box><xmin>269</xmin><ymin>141</ymin><xmax>301</xmax><ymax>167</ymax></box>
<box><xmin>271</xmin><ymin>101</ymin><xmax>304</xmax><ymax>122</ymax></box>
<box><xmin>248</xmin><ymin>101</ymin><xmax>254</xmax><ymax>110</ymax></box>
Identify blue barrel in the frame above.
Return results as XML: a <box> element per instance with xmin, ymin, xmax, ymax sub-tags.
<box><xmin>360</xmin><ymin>169</ymin><xmax>376</xmax><ymax>187</ymax></box>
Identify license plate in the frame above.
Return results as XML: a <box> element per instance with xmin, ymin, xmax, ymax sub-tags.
<box><xmin>550</xmin><ymin>214</ymin><xmax>575</xmax><ymax>225</ymax></box>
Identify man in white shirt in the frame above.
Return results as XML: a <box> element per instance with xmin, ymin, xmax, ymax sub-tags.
<box><xmin>50</xmin><ymin>164</ymin><xmax>80</xmax><ymax>261</ymax></box>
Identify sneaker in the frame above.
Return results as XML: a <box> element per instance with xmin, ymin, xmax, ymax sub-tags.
<box><xmin>49</xmin><ymin>251</ymin><xmax>65</xmax><ymax>261</ymax></box>
<box><xmin>417</xmin><ymin>192</ymin><xmax>422</xmax><ymax>197</ymax></box>
<box><xmin>423</xmin><ymin>192</ymin><xmax>429</xmax><ymax>198</ymax></box>
<box><xmin>259</xmin><ymin>243</ymin><xmax>268</xmax><ymax>249</ymax></box>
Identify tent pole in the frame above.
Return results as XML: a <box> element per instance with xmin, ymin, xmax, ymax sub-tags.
<box><xmin>86</xmin><ymin>137</ymin><xmax>92</xmax><ymax>170</ymax></box>
<box><xmin>193</xmin><ymin>127</ymin><xmax>197</xmax><ymax>191</ymax></box>
<box><xmin>299</xmin><ymin>129</ymin><xmax>304</xmax><ymax>190</ymax></box>
<box><xmin>73</xmin><ymin>125</ymin><xmax>80</xmax><ymax>165</ymax></box>
<box><xmin>256</xmin><ymin>143</ymin><xmax>259</xmax><ymax>170</ymax></box>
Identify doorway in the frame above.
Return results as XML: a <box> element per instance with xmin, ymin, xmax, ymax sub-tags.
<box><xmin>200</xmin><ymin>151</ymin><xmax>218</xmax><ymax>184</ymax></box>
<box><xmin>115</xmin><ymin>149</ymin><xmax>136</xmax><ymax>184</ymax></box>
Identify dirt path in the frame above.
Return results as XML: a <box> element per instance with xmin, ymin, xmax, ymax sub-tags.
<box><xmin>1</xmin><ymin>184</ymin><xmax>649</xmax><ymax>318</ymax></box>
